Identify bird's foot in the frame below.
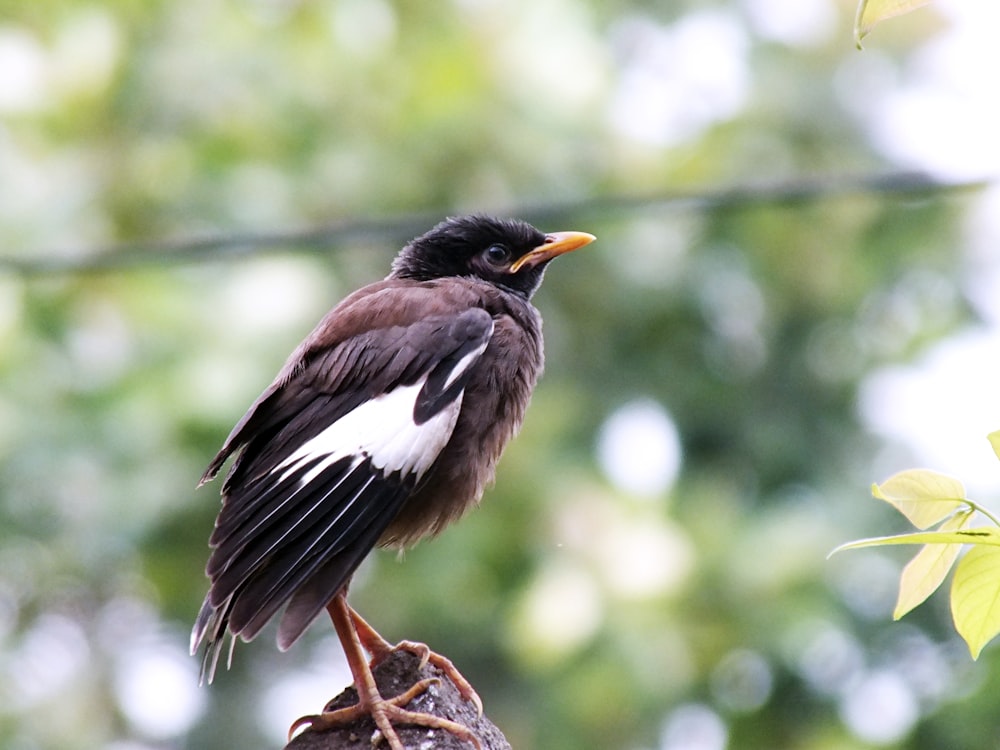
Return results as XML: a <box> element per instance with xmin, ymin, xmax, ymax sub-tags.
<box><xmin>350</xmin><ymin>609</ymin><xmax>483</xmax><ymax>715</ymax></box>
<box><xmin>289</xmin><ymin>676</ymin><xmax>482</xmax><ymax>750</ymax></box>
<box><xmin>389</xmin><ymin>640</ymin><xmax>483</xmax><ymax>716</ymax></box>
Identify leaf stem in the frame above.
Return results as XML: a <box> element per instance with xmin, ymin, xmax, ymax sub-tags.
<box><xmin>966</xmin><ymin>500</ymin><xmax>1000</xmax><ymax>529</ymax></box>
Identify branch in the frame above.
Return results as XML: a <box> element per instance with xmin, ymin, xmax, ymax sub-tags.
<box><xmin>282</xmin><ymin>650</ymin><xmax>511</xmax><ymax>750</ymax></box>
<box><xmin>1</xmin><ymin>171</ymin><xmax>987</xmax><ymax>276</ymax></box>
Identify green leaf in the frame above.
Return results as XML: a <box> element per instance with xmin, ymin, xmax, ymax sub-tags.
<box><xmin>894</xmin><ymin>510</ymin><xmax>973</xmax><ymax>620</ymax></box>
<box><xmin>830</xmin><ymin>527</ymin><xmax>1000</xmax><ymax>557</ymax></box>
<box><xmin>988</xmin><ymin>431</ymin><xmax>1000</xmax><ymax>463</ymax></box>
<box><xmin>855</xmin><ymin>0</ymin><xmax>933</xmax><ymax>46</ymax></box>
<box><xmin>872</xmin><ymin>469</ymin><xmax>967</xmax><ymax>529</ymax></box>
<box><xmin>951</xmin><ymin>544</ymin><xmax>1000</xmax><ymax>659</ymax></box>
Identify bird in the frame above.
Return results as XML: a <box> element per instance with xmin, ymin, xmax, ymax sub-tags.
<box><xmin>190</xmin><ymin>215</ymin><xmax>595</xmax><ymax>749</ymax></box>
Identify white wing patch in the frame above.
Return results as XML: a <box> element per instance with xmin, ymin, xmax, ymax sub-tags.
<box><xmin>443</xmin><ymin>340</ymin><xmax>489</xmax><ymax>391</ymax></box>
<box><xmin>275</xmin><ymin>380</ymin><xmax>462</xmax><ymax>485</ymax></box>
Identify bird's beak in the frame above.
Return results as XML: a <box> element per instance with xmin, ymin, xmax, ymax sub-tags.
<box><xmin>510</xmin><ymin>230</ymin><xmax>596</xmax><ymax>273</ymax></box>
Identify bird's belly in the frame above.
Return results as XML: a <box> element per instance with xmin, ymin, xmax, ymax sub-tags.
<box><xmin>378</xmin><ymin>383</ymin><xmax>533</xmax><ymax>547</ymax></box>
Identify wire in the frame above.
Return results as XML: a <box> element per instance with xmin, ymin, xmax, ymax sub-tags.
<box><xmin>0</xmin><ymin>170</ymin><xmax>987</xmax><ymax>276</ymax></box>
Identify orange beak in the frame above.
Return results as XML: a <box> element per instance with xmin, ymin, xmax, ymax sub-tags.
<box><xmin>509</xmin><ymin>230</ymin><xmax>596</xmax><ymax>273</ymax></box>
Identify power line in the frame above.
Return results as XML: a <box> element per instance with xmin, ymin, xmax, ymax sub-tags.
<box><xmin>0</xmin><ymin>171</ymin><xmax>987</xmax><ymax>276</ymax></box>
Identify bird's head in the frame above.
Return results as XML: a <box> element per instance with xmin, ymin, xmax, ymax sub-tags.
<box><xmin>391</xmin><ymin>215</ymin><xmax>595</xmax><ymax>299</ymax></box>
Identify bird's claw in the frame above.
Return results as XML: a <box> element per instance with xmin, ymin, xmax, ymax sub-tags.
<box><xmin>288</xmin><ymin>677</ymin><xmax>482</xmax><ymax>750</ymax></box>
<box><xmin>349</xmin><ymin>608</ymin><xmax>484</xmax><ymax>717</ymax></box>
<box><xmin>391</xmin><ymin>640</ymin><xmax>483</xmax><ymax>717</ymax></box>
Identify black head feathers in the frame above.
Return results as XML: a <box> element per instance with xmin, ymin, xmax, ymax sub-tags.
<box><xmin>391</xmin><ymin>215</ymin><xmax>552</xmax><ymax>299</ymax></box>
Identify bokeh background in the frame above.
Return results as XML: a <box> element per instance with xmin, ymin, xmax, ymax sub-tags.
<box><xmin>3</xmin><ymin>1</ymin><xmax>1000</xmax><ymax>749</ymax></box>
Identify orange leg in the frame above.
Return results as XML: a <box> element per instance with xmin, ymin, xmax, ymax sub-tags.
<box><xmin>289</xmin><ymin>592</ymin><xmax>482</xmax><ymax>750</ymax></box>
<box><xmin>349</xmin><ymin>604</ymin><xmax>483</xmax><ymax>716</ymax></box>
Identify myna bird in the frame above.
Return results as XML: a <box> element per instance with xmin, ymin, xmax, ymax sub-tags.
<box><xmin>190</xmin><ymin>215</ymin><xmax>595</xmax><ymax>749</ymax></box>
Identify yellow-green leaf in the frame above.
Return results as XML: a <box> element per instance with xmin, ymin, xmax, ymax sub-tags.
<box><xmin>988</xmin><ymin>430</ymin><xmax>1000</xmax><ymax>462</ymax></box>
<box><xmin>872</xmin><ymin>469</ymin><xmax>966</xmax><ymax>529</ymax></box>
<box><xmin>951</xmin><ymin>544</ymin><xmax>1000</xmax><ymax>659</ymax></box>
<box><xmin>894</xmin><ymin>510</ymin><xmax>973</xmax><ymax>620</ymax></box>
<box><xmin>855</xmin><ymin>0</ymin><xmax>932</xmax><ymax>45</ymax></box>
<box><xmin>830</xmin><ymin>527</ymin><xmax>1000</xmax><ymax>557</ymax></box>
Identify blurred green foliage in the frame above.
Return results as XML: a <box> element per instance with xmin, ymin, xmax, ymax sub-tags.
<box><xmin>0</xmin><ymin>1</ymin><xmax>994</xmax><ymax>750</ymax></box>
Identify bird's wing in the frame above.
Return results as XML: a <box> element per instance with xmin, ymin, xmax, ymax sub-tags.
<box><xmin>191</xmin><ymin>300</ymin><xmax>495</xmax><ymax>678</ymax></box>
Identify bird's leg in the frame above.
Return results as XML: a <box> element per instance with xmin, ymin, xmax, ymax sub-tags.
<box><xmin>289</xmin><ymin>592</ymin><xmax>482</xmax><ymax>750</ymax></box>
<box><xmin>348</xmin><ymin>604</ymin><xmax>483</xmax><ymax>716</ymax></box>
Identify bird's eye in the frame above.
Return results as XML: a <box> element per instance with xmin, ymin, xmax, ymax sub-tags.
<box><xmin>484</xmin><ymin>244</ymin><xmax>511</xmax><ymax>266</ymax></box>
